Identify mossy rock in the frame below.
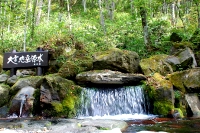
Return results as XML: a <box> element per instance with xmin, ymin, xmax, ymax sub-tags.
<box><xmin>167</xmin><ymin>68</ymin><xmax>200</xmax><ymax>93</ymax></box>
<box><xmin>93</xmin><ymin>48</ymin><xmax>140</xmax><ymax>73</ymax></box>
<box><xmin>41</xmin><ymin>74</ymin><xmax>82</xmax><ymax>118</ymax></box>
<box><xmin>174</xmin><ymin>108</ymin><xmax>184</xmax><ymax>118</ymax></box>
<box><xmin>0</xmin><ymin>84</ymin><xmax>10</xmax><ymax>107</ymax></box>
<box><xmin>10</xmin><ymin>76</ymin><xmax>44</xmax><ymax>95</ymax></box>
<box><xmin>153</xmin><ymin>101</ymin><xmax>174</xmax><ymax>116</ymax></box>
<box><xmin>58</xmin><ymin>50</ymin><xmax>93</xmax><ymax>79</ymax></box>
<box><xmin>140</xmin><ymin>54</ymin><xmax>173</xmax><ymax>76</ymax></box>
<box><xmin>173</xmin><ymin>42</ymin><xmax>195</xmax><ymax>49</ymax></box>
<box><xmin>144</xmin><ymin>73</ymin><xmax>175</xmax><ymax>117</ymax></box>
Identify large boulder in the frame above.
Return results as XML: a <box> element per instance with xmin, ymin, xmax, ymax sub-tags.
<box><xmin>166</xmin><ymin>47</ymin><xmax>197</xmax><ymax>71</ymax></box>
<box><xmin>10</xmin><ymin>76</ymin><xmax>44</xmax><ymax>95</ymax></box>
<box><xmin>58</xmin><ymin>50</ymin><xmax>93</xmax><ymax>79</ymax></box>
<box><xmin>140</xmin><ymin>54</ymin><xmax>173</xmax><ymax>76</ymax></box>
<box><xmin>167</xmin><ymin>68</ymin><xmax>200</xmax><ymax>93</ymax></box>
<box><xmin>76</xmin><ymin>70</ymin><xmax>146</xmax><ymax>85</ymax></box>
<box><xmin>93</xmin><ymin>48</ymin><xmax>140</xmax><ymax>73</ymax></box>
<box><xmin>0</xmin><ymin>74</ymin><xmax>9</xmax><ymax>83</ymax></box>
<box><xmin>8</xmin><ymin>86</ymin><xmax>36</xmax><ymax>117</ymax></box>
<box><xmin>146</xmin><ymin>73</ymin><xmax>174</xmax><ymax>116</ymax></box>
<box><xmin>38</xmin><ymin>74</ymin><xmax>82</xmax><ymax>118</ymax></box>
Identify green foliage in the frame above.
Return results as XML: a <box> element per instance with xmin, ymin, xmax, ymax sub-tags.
<box><xmin>174</xmin><ymin>90</ymin><xmax>181</xmax><ymax>99</ymax></box>
<box><xmin>0</xmin><ymin>0</ymin><xmax>199</xmax><ymax>60</ymax></box>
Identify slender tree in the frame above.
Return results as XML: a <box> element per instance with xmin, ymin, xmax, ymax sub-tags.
<box><xmin>98</xmin><ymin>0</ymin><xmax>106</xmax><ymax>34</ymax></box>
<box><xmin>23</xmin><ymin>0</ymin><xmax>30</xmax><ymax>51</ymax></box>
<box><xmin>139</xmin><ymin>6</ymin><xmax>151</xmax><ymax>49</ymax></box>
<box><xmin>47</xmin><ymin>0</ymin><xmax>51</xmax><ymax>22</ymax></box>
<box><xmin>36</xmin><ymin>0</ymin><xmax>43</xmax><ymax>26</ymax></box>
<box><xmin>0</xmin><ymin>1</ymin><xmax>5</xmax><ymax>47</ymax></box>
<box><xmin>66</xmin><ymin>0</ymin><xmax>72</xmax><ymax>32</ymax></box>
<box><xmin>82</xmin><ymin>0</ymin><xmax>87</xmax><ymax>12</ymax></box>
<box><xmin>30</xmin><ymin>0</ymin><xmax>37</xmax><ymax>43</ymax></box>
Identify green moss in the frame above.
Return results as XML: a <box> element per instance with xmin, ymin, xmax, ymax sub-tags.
<box><xmin>51</xmin><ymin>101</ymin><xmax>63</xmax><ymax>113</ymax></box>
<box><xmin>153</xmin><ymin>101</ymin><xmax>174</xmax><ymax>116</ymax></box>
<box><xmin>168</xmin><ymin>71</ymin><xmax>186</xmax><ymax>93</ymax></box>
<box><xmin>140</xmin><ymin>54</ymin><xmax>170</xmax><ymax>76</ymax></box>
<box><xmin>32</xmin><ymin>89</ymin><xmax>41</xmax><ymax>115</ymax></box>
<box><xmin>174</xmin><ymin>108</ymin><xmax>184</xmax><ymax>118</ymax></box>
<box><xmin>173</xmin><ymin>41</ymin><xmax>195</xmax><ymax>49</ymax></box>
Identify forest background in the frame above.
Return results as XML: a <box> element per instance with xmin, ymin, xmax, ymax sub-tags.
<box><xmin>0</xmin><ymin>0</ymin><xmax>200</xmax><ymax>59</ymax></box>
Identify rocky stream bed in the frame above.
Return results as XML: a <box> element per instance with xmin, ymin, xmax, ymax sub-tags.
<box><xmin>0</xmin><ymin>118</ymin><xmax>127</xmax><ymax>133</ymax></box>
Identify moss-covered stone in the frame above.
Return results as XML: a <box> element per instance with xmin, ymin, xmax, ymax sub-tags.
<box><xmin>174</xmin><ymin>108</ymin><xmax>184</xmax><ymax>118</ymax></box>
<box><xmin>0</xmin><ymin>84</ymin><xmax>10</xmax><ymax>107</ymax></box>
<box><xmin>167</xmin><ymin>68</ymin><xmax>200</xmax><ymax>93</ymax></box>
<box><xmin>10</xmin><ymin>76</ymin><xmax>44</xmax><ymax>96</ymax></box>
<box><xmin>51</xmin><ymin>101</ymin><xmax>63</xmax><ymax>113</ymax></box>
<box><xmin>140</xmin><ymin>54</ymin><xmax>173</xmax><ymax>76</ymax></box>
<box><xmin>58</xmin><ymin>50</ymin><xmax>93</xmax><ymax>79</ymax></box>
<box><xmin>40</xmin><ymin>74</ymin><xmax>82</xmax><ymax>118</ymax></box>
<box><xmin>153</xmin><ymin>101</ymin><xmax>174</xmax><ymax>116</ymax></box>
<box><xmin>93</xmin><ymin>48</ymin><xmax>140</xmax><ymax>73</ymax></box>
<box><xmin>144</xmin><ymin>73</ymin><xmax>174</xmax><ymax>117</ymax></box>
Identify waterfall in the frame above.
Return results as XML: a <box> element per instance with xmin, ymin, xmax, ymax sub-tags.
<box><xmin>19</xmin><ymin>94</ymin><xmax>26</xmax><ymax>117</ymax></box>
<box><xmin>77</xmin><ymin>85</ymin><xmax>151</xmax><ymax>118</ymax></box>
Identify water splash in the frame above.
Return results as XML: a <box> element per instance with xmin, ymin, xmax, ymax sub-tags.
<box><xmin>77</xmin><ymin>85</ymin><xmax>152</xmax><ymax>119</ymax></box>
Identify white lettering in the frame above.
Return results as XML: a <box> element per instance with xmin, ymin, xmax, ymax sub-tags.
<box><xmin>7</xmin><ymin>53</ymin><xmax>45</xmax><ymax>65</ymax></box>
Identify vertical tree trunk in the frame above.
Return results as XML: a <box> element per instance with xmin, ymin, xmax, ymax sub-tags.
<box><xmin>99</xmin><ymin>0</ymin><xmax>106</xmax><ymax>34</ymax></box>
<box><xmin>0</xmin><ymin>1</ymin><xmax>4</xmax><ymax>47</ymax></box>
<box><xmin>36</xmin><ymin>0</ymin><xmax>43</xmax><ymax>26</ymax></box>
<box><xmin>130</xmin><ymin>0</ymin><xmax>134</xmax><ymax>14</ymax></box>
<box><xmin>171</xmin><ymin>2</ymin><xmax>176</xmax><ymax>27</ymax></box>
<box><xmin>47</xmin><ymin>0</ymin><xmax>51</xmax><ymax>22</ymax></box>
<box><xmin>24</xmin><ymin>0</ymin><xmax>30</xmax><ymax>52</ymax></box>
<box><xmin>108</xmin><ymin>0</ymin><xmax>115</xmax><ymax>20</ymax></box>
<box><xmin>31</xmin><ymin>0</ymin><xmax>37</xmax><ymax>42</ymax></box>
<box><xmin>139</xmin><ymin>7</ymin><xmax>151</xmax><ymax>50</ymax></box>
<box><xmin>82</xmin><ymin>0</ymin><xmax>87</xmax><ymax>12</ymax></box>
<box><xmin>66</xmin><ymin>0</ymin><xmax>72</xmax><ymax>32</ymax></box>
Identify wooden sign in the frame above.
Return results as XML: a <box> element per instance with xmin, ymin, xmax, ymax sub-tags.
<box><xmin>3</xmin><ymin>51</ymin><xmax>49</xmax><ymax>70</ymax></box>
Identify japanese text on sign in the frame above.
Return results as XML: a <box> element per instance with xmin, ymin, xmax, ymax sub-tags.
<box><xmin>7</xmin><ymin>54</ymin><xmax>44</xmax><ymax>65</ymax></box>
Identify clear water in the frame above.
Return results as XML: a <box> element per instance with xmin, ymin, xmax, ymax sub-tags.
<box><xmin>77</xmin><ymin>85</ymin><xmax>154</xmax><ymax>120</ymax></box>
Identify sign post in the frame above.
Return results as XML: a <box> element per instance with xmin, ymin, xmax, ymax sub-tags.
<box><xmin>3</xmin><ymin>49</ymin><xmax>49</xmax><ymax>77</ymax></box>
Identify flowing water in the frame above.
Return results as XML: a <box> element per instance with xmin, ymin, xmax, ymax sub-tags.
<box><xmin>77</xmin><ymin>85</ymin><xmax>153</xmax><ymax>119</ymax></box>
<box><xmin>19</xmin><ymin>94</ymin><xmax>26</xmax><ymax>117</ymax></box>
<box><xmin>77</xmin><ymin>85</ymin><xmax>200</xmax><ymax>132</ymax></box>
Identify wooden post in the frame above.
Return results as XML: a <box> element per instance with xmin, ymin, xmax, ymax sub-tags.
<box><xmin>36</xmin><ymin>47</ymin><xmax>43</xmax><ymax>76</ymax></box>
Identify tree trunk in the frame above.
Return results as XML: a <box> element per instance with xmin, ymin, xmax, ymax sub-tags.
<box><xmin>99</xmin><ymin>0</ymin><xmax>106</xmax><ymax>34</ymax></box>
<box><xmin>108</xmin><ymin>0</ymin><xmax>115</xmax><ymax>20</ymax></box>
<box><xmin>36</xmin><ymin>0</ymin><xmax>43</xmax><ymax>26</ymax></box>
<box><xmin>24</xmin><ymin>0</ymin><xmax>30</xmax><ymax>52</ymax></box>
<box><xmin>82</xmin><ymin>0</ymin><xmax>87</xmax><ymax>12</ymax></box>
<box><xmin>139</xmin><ymin>7</ymin><xmax>151</xmax><ymax>49</ymax></box>
<box><xmin>171</xmin><ymin>2</ymin><xmax>176</xmax><ymax>27</ymax></box>
<box><xmin>47</xmin><ymin>0</ymin><xmax>51</xmax><ymax>22</ymax></box>
<box><xmin>31</xmin><ymin>0</ymin><xmax>37</xmax><ymax>42</ymax></box>
<box><xmin>0</xmin><ymin>1</ymin><xmax>5</xmax><ymax>47</ymax></box>
<box><xmin>66</xmin><ymin>0</ymin><xmax>72</xmax><ymax>32</ymax></box>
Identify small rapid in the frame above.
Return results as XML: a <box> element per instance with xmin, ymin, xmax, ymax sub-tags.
<box><xmin>77</xmin><ymin>85</ymin><xmax>155</xmax><ymax>120</ymax></box>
